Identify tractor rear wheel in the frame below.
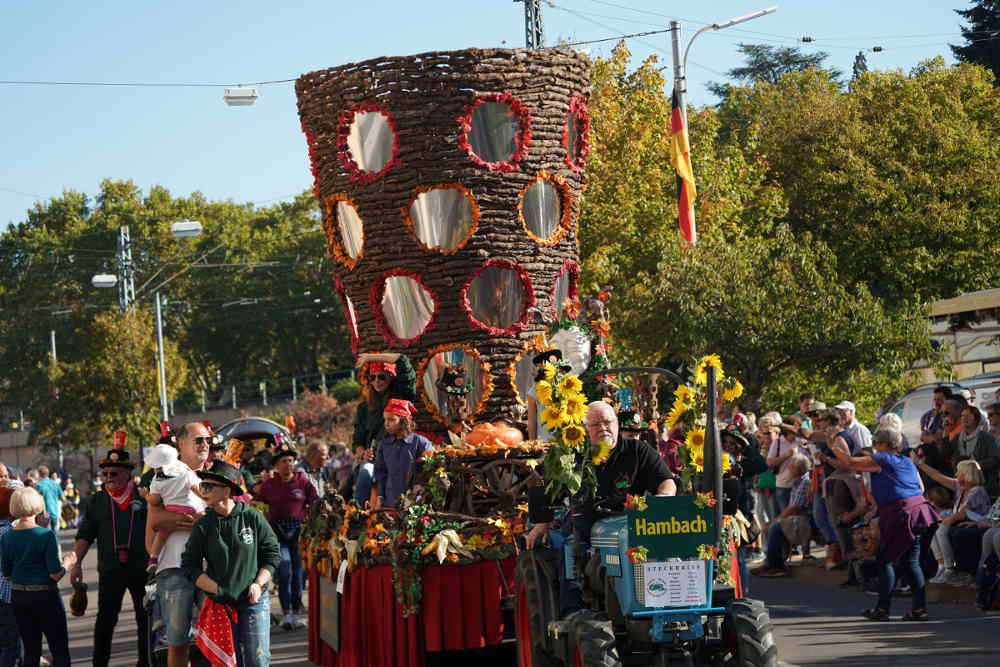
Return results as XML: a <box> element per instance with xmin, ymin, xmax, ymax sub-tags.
<box><xmin>569</xmin><ymin>610</ymin><xmax>621</xmax><ymax>667</ymax></box>
<box><xmin>721</xmin><ymin>599</ymin><xmax>778</xmax><ymax>667</ymax></box>
<box><xmin>516</xmin><ymin>554</ymin><xmax>561</xmax><ymax>667</ymax></box>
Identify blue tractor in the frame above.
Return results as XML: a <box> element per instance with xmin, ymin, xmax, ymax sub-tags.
<box><xmin>514</xmin><ymin>367</ymin><xmax>778</xmax><ymax>667</ymax></box>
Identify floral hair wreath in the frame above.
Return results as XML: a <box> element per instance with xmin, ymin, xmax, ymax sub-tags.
<box><xmin>562</xmin><ymin>96</ymin><xmax>590</xmax><ymax>173</ymax></box>
<box><xmin>402</xmin><ymin>183</ymin><xmax>481</xmax><ymax>255</ymax></box>
<box><xmin>506</xmin><ymin>335</ymin><xmax>553</xmax><ymax>406</ymax></box>
<box><xmin>518</xmin><ymin>170</ymin><xmax>573</xmax><ymax>247</ymax></box>
<box><xmin>336</xmin><ymin>101</ymin><xmax>402</xmax><ymax>184</ymax></box>
<box><xmin>416</xmin><ymin>344</ymin><xmax>494</xmax><ymax>428</ymax></box>
<box><xmin>549</xmin><ymin>259</ymin><xmax>581</xmax><ymax>320</ymax></box>
<box><xmin>322</xmin><ymin>194</ymin><xmax>364</xmax><ymax>271</ymax></box>
<box><xmin>457</xmin><ymin>92</ymin><xmax>533</xmax><ymax>173</ymax></box>
<box><xmin>334</xmin><ymin>276</ymin><xmax>359</xmax><ymax>354</ymax></box>
<box><xmin>301</xmin><ymin>124</ymin><xmax>323</xmax><ymax>201</ymax></box>
<box><xmin>460</xmin><ymin>259</ymin><xmax>537</xmax><ymax>336</ymax></box>
<box><xmin>369</xmin><ymin>268</ymin><xmax>439</xmax><ymax>348</ymax></box>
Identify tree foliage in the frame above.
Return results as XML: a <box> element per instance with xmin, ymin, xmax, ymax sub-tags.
<box><xmin>708</xmin><ymin>43</ymin><xmax>841</xmax><ymax>97</ymax></box>
<box><xmin>952</xmin><ymin>0</ymin><xmax>1000</xmax><ymax>84</ymax></box>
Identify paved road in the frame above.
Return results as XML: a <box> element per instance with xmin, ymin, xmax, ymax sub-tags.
<box><xmin>750</xmin><ymin>569</ymin><xmax>1000</xmax><ymax>667</ymax></box>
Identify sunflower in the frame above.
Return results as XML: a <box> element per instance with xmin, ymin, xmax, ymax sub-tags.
<box><xmin>591</xmin><ymin>440</ymin><xmax>612</xmax><ymax>465</ymax></box>
<box><xmin>693</xmin><ymin>354</ymin><xmax>725</xmax><ymax>386</ymax></box>
<box><xmin>674</xmin><ymin>384</ymin><xmax>695</xmax><ymax>406</ymax></box>
<box><xmin>689</xmin><ymin>445</ymin><xmax>705</xmax><ymax>472</ymax></box>
<box><xmin>722</xmin><ymin>453</ymin><xmax>732</xmax><ymax>474</ymax></box>
<box><xmin>558</xmin><ymin>374</ymin><xmax>584</xmax><ymax>396</ymax></box>
<box><xmin>722</xmin><ymin>379</ymin><xmax>744</xmax><ymax>403</ymax></box>
<box><xmin>541</xmin><ymin>362</ymin><xmax>557</xmax><ymax>382</ymax></box>
<box><xmin>685</xmin><ymin>427</ymin><xmax>706</xmax><ymax>450</ymax></box>
<box><xmin>563</xmin><ymin>394</ymin><xmax>587</xmax><ymax>421</ymax></box>
<box><xmin>665</xmin><ymin>400</ymin><xmax>687</xmax><ymax>429</ymax></box>
<box><xmin>540</xmin><ymin>406</ymin><xmax>566</xmax><ymax>431</ymax></box>
<box><xmin>562</xmin><ymin>424</ymin><xmax>586</xmax><ymax>448</ymax></box>
<box><xmin>535</xmin><ymin>380</ymin><xmax>554</xmax><ymax>406</ymax></box>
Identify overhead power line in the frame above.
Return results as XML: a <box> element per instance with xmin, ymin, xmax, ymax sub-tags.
<box><xmin>0</xmin><ymin>78</ymin><xmax>295</xmax><ymax>89</ymax></box>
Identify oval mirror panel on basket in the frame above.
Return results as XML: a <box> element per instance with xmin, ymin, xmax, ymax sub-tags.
<box><xmin>511</xmin><ymin>349</ymin><xmax>537</xmax><ymax>406</ymax></box>
<box><xmin>468</xmin><ymin>102</ymin><xmax>519</xmax><ymax>164</ymax></box>
<box><xmin>408</xmin><ymin>186</ymin><xmax>477</xmax><ymax>252</ymax></box>
<box><xmin>466</xmin><ymin>264</ymin><xmax>528</xmax><ymax>332</ymax></box>
<box><xmin>334</xmin><ymin>199</ymin><xmax>364</xmax><ymax>261</ymax></box>
<box><xmin>421</xmin><ymin>346</ymin><xmax>491</xmax><ymax>425</ymax></box>
<box><xmin>522</xmin><ymin>180</ymin><xmax>561</xmax><ymax>243</ymax></box>
<box><xmin>346</xmin><ymin>111</ymin><xmax>395</xmax><ymax>173</ymax></box>
<box><xmin>379</xmin><ymin>275</ymin><xmax>434</xmax><ymax>343</ymax></box>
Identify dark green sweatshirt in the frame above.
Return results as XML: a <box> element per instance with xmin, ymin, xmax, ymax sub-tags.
<box><xmin>181</xmin><ymin>502</ymin><xmax>279</xmax><ymax>606</ymax></box>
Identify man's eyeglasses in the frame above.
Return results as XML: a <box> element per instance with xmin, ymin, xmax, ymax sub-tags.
<box><xmin>193</xmin><ymin>436</ymin><xmax>212</xmax><ymax>445</ymax></box>
<box><xmin>586</xmin><ymin>419</ymin><xmax>615</xmax><ymax>429</ymax></box>
<box><xmin>370</xmin><ymin>373</ymin><xmax>390</xmax><ymax>382</ymax></box>
<box><xmin>101</xmin><ymin>470</ymin><xmax>123</xmax><ymax>478</ymax></box>
<box><xmin>199</xmin><ymin>482</ymin><xmax>225</xmax><ymax>493</ymax></box>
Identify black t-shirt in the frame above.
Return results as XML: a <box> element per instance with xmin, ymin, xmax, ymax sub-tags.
<box><xmin>529</xmin><ymin>437</ymin><xmax>674</xmax><ymax>523</ymax></box>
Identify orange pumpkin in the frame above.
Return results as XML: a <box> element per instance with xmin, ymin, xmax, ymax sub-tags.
<box><xmin>466</xmin><ymin>422</ymin><xmax>500</xmax><ymax>447</ymax></box>
<box><xmin>493</xmin><ymin>421</ymin><xmax>524</xmax><ymax>447</ymax></box>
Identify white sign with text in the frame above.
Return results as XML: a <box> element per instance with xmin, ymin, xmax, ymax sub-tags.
<box><xmin>642</xmin><ymin>560</ymin><xmax>707</xmax><ymax>608</ymax></box>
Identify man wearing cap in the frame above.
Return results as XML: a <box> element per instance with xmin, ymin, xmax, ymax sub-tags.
<box><xmin>835</xmin><ymin>401</ymin><xmax>872</xmax><ymax>451</ymax></box>
<box><xmin>353</xmin><ymin>352</ymin><xmax>417</xmax><ymax>452</ymax></box>
<box><xmin>252</xmin><ymin>441</ymin><xmax>318</xmax><ymax>629</ymax></box>
<box><xmin>182</xmin><ymin>460</ymin><xmax>279</xmax><ymax>667</ymax></box>
<box><xmin>70</xmin><ymin>441</ymin><xmax>151</xmax><ymax>667</ymax></box>
<box><xmin>373</xmin><ymin>399</ymin><xmax>434</xmax><ymax>508</ymax></box>
<box><xmin>145</xmin><ymin>422</ymin><xmax>211</xmax><ymax>667</ymax></box>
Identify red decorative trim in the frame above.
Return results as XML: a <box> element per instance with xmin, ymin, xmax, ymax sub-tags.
<box><xmin>301</xmin><ymin>123</ymin><xmax>322</xmax><ymax>201</ymax></box>
<box><xmin>416</xmin><ymin>344</ymin><xmax>494</xmax><ymax>428</ymax></box>
<box><xmin>369</xmin><ymin>268</ymin><xmax>438</xmax><ymax>347</ymax></box>
<box><xmin>457</xmin><ymin>92</ymin><xmax>532</xmax><ymax>173</ymax></box>
<box><xmin>459</xmin><ymin>259</ymin><xmax>536</xmax><ymax>335</ymax></box>
<box><xmin>402</xmin><ymin>183</ymin><xmax>480</xmax><ymax>254</ymax></box>
<box><xmin>550</xmin><ymin>260</ymin><xmax>581</xmax><ymax>320</ymax></box>
<box><xmin>321</xmin><ymin>194</ymin><xmax>364</xmax><ymax>270</ymax></box>
<box><xmin>336</xmin><ymin>101</ymin><xmax>401</xmax><ymax>184</ymax></box>
<box><xmin>517</xmin><ymin>170</ymin><xmax>573</xmax><ymax>246</ymax></box>
<box><xmin>562</xmin><ymin>95</ymin><xmax>590</xmax><ymax>173</ymax></box>
<box><xmin>334</xmin><ymin>276</ymin><xmax>359</xmax><ymax>354</ymax></box>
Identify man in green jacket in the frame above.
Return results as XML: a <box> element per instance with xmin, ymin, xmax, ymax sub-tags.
<box><xmin>181</xmin><ymin>460</ymin><xmax>280</xmax><ymax>667</ymax></box>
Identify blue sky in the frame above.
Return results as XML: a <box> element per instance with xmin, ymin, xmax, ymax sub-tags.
<box><xmin>0</xmin><ymin>0</ymin><xmax>970</xmax><ymax>228</ymax></box>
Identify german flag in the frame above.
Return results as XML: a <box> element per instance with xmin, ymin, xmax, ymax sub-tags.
<box><xmin>671</xmin><ymin>90</ymin><xmax>697</xmax><ymax>244</ymax></box>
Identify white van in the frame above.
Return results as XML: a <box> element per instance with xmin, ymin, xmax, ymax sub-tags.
<box><xmin>883</xmin><ymin>382</ymin><xmax>966</xmax><ymax>445</ymax></box>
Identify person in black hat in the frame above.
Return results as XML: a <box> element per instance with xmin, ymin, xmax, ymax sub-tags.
<box><xmin>252</xmin><ymin>441</ymin><xmax>318</xmax><ymax>629</ymax></box>
<box><xmin>181</xmin><ymin>460</ymin><xmax>279</xmax><ymax>667</ymax></box>
<box><xmin>69</xmin><ymin>437</ymin><xmax>151</xmax><ymax>667</ymax></box>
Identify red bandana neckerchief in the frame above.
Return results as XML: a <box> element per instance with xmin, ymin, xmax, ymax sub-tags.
<box><xmin>196</xmin><ymin>597</ymin><xmax>238</xmax><ymax>667</ymax></box>
<box><xmin>107</xmin><ymin>479</ymin><xmax>135</xmax><ymax>511</ymax></box>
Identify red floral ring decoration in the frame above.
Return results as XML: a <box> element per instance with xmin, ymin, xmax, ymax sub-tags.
<box><xmin>369</xmin><ymin>268</ymin><xmax>439</xmax><ymax>347</ymax></box>
<box><xmin>416</xmin><ymin>344</ymin><xmax>494</xmax><ymax>428</ymax></box>
<box><xmin>562</xmin><ymin>95</ymin><xmax>590</xmax><ymax>173</ymax></box>
<box><xmin>549</xmin><ymin>259</ymin><xmax>581</xmax><ymax>320</ymax></box>
<box><xmin>322</xmin><ymin>194</ymin><xmax>364</xmax><ymax>270</ymax></box>
<box><xmin>301</xmin><ymin>124</ymin><xmax>323</xmax><ymax>200</ymax></box>
<box><xmin>402</xmin><ymin>183</ymin><xmax>481</xmax><ymax>255</ymax></box>
<box><xmin>460</xmin><ymin>259</ymin><xmax>536</xmax><ymax>335</ymax></box>
<box><xmin>336</xmin><ymin>101</ymin><xmax>402</xmax><ymax>184</ymax></box>
<box><xmin>334</xmin><ymin>276</ymin><xmax>359</xmax><ymax>354</ymax></box>
<box><xmin>457</xmin><ymin>92</ymin><xmax>532</xmax><ymax>173</ymax></box>
<box><xmin>518</xmin><ymin>170</ymin><xmax>573</xmax><ymax>247</ymax></box>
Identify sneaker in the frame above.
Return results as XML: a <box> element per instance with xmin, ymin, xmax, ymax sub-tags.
<box><xmin>291</xmin><ymin>611</ymin><xmax>308</xmax><ymax>629</ymax></box>
<box><xmin>928</xmin><ymin>569</ymin><xmax>950</xmax><ymax>585</ymax></box>
<box><xmin>280</xmin><ymin>613</ymin><xmax>293</xmax><ymax>630</ymax></box>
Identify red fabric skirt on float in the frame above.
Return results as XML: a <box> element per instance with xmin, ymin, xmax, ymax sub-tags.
<box><xmin>308</xmin><ymin>558</ymin><xmax>516</xmax><ymax>667</ymax></box>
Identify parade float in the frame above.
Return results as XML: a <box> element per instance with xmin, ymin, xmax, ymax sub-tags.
<box><xmin>294</xmin><ymin>46</ymin><xmax>745</xmax><ymax>667</ymax></box>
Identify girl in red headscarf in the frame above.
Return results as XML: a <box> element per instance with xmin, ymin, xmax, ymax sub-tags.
<box><xmin>372</xmin><ymin>399</ymin><xmax>433</xmax><ymax>509</ymax></box>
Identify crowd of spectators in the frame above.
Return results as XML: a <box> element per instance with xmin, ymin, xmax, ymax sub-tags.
<box><xmin>716</xmin><ymin>387</ymin><xmax>1000</xmax><ymax>619</ymax></box>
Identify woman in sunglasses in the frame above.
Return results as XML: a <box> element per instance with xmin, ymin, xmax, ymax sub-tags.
<box><xmin>352</xmin><ymin>353</ymin><xmax>417</xmax><ymax>458</ymax></box>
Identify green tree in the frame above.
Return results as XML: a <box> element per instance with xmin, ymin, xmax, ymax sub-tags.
<box><xmin>708</xmin><ymin>43</ymin><xmax>841</xmax><ymax>97</ymax></box>
<box><xmin>30</xmin><ymin>308</ymin><xmax>188</xmax><ymax>455</ymax></box>
<box><xmin>952</xmin><ymin>0</ymin><xmax>1000</xmax><ymax>84</ymax></box>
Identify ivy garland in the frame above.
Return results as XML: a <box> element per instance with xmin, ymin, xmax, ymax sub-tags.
<box><xmin>389</xmin><ymin>504</ymin><xmax>463</xmax><ymax>616</ymax></box>
<box><xmin>369</xmin><ymin>268</ymin><xmax>439</xmax><ymax>348</ymax></box>
<box><xmin>517</xmin><ymin>170</ymin><xmax>573</xmax><ymax>247</ymax></box>
<box><xmin>457</xmin><ymin>92</ymin><xmax>532</xmax><ymax>173</ymax></box>
<box><xmin>322</xmin><ymin>193</ymin><xmax>364</xmax><ymax>271</ymax></box>
<box><xmin>415</xmin><ymin>343</ymin><xmax>494</xmax><ymax>428</ymax></box>
<box><xmin>459</xmin><ymin>259</ymin><xmax>536</xmax><ymax>336</ymax></box>
<box><xmin>336</xmin><ymin>100</ymin><xmax>402</xmax><ymax>184</ymax></box>
<box><xmin>562</xmin><ymin>95</ymin><xmax>590</xmax><ymax>173</ymax></box>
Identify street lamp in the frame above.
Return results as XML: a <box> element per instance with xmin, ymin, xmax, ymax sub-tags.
<box><xmin>90</xmin><ymin>221</ymin><xmax>203</xmax><ymax>423</ymax></box>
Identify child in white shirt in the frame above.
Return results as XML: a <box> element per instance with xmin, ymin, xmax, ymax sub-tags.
<box><xmin>143</xmin><ymin>443</ymin><xmax>203</xmax><ymax>573</ymax></box>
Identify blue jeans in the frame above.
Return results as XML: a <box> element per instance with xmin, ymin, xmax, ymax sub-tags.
<box><xmin>813</xmin><ymin>495</ymin><xmax>838</xmax><ymax>544</ymax></box>
<box><xmin>0</xmin><ymin>601</ymin><xmax>22</xmax><ymax>667</ymax></box>
<box><xmin>765</xmin><ymin>522</ymin><xmax>789</xmax><ymax>570</ymax></box>
<box><xmin>234</xmin><ymin>593</ymin><xmax>271</xmax><ymax>667</ymax></box>
<box><xmin>277</xmin><ymin>532</ymin><xmax>304</xmax><ymax>612</ymax></box>
<box><xmin>877</xmin><ymin>534</ymin><xmax>926</xmax><ymax>613</ymax></box>
<box><xmin>11</xmin><ymin>588</ymin><xmax>70</xmax><ymax>667</ymax></box>
<box><xmin>157</xmin><ymin>568</ymin><xmax>199</xmax><ymax>646</ymax></box>
<box><xmin>774</xmin><ymin>487</ymin><xmax>792</xmax><ymax>513</ymax></box>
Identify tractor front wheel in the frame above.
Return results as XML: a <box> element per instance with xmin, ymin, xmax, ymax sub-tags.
<box><xmin>721</xmin><ymin>599</ymin><xmax>778</xmax><ymax>667</ymax></box>
<box><xmin>570</xmin><ymin>610</ymin><xmax>621</xmax><ymax>667</ymax></box>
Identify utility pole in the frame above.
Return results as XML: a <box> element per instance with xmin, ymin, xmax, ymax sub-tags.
<box><xmin>515</xmin><ymin>0</ymin><xmax>544</xmax><ymax>48</ymax></box>
<box><xmin>50</xmin><ymin>329</ymin><xmax>64</xmax><ymax>475</ymax></box>
<box><xmin>155</xmin><ymin>292</ymin><xmax>169</xmax><ymax>422</ymax></box>
<box><xmin>117</xmin><ymin>225</ymin><xmax>136</xmax><ymax>312</ymax></box>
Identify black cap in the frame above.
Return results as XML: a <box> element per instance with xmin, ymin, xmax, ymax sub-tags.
<box><xmin>196</xmin><ymin>460</ymin><xmax>244</xmax><ymax>495</ymax></box>
<box><xmin>98</xmin><ymin>448</ymin><xmax>135</xmax><ymax>469</ymax></box>
<box><xmin>271</xmin><ymin>445</ymin><xmax>299</xmax><ymax>465</ymax></box>
<box><xmin>532</xmin><ymin>349</ymin><xmax>563</xmax><ymax>365</ymax></box>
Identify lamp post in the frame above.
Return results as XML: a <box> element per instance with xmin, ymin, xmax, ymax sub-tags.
<box><xmin>91</xmin><ymin>220</ymin><xmax>203</xmax><ymax>423</ymax></box>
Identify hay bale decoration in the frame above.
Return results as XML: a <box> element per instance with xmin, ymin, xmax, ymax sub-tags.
<box><xmin>295</xmin><ymin>48</ymin><xmax>591</xmax><ymax>434</ymax></box>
